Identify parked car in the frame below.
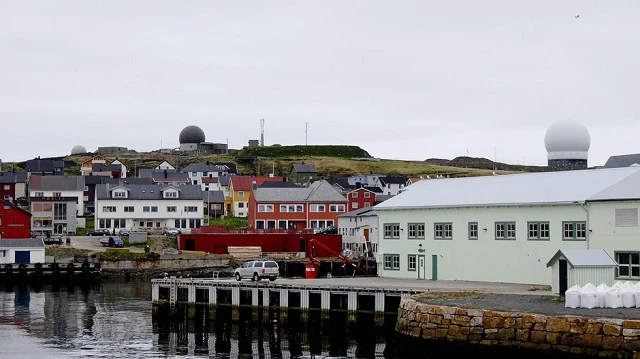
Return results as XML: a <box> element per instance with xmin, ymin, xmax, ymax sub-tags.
<box><xmin>163</xmin><ymin>228</ymin><xmax>181</xmax><ymax>236</ymax></box>
<box><xmin>314</xmin><ymin>226</ymin><xmax>339</xmax><ymax>235</ymax></box>
<box><xmin>118</xmin><ymin>228</ymin><xmax>130</xmax><ymax>236</ymax></box>
<box><xmin>41</xmin><ymin>236</ymin><xmax>63</xmax><ymax>245</ymax></box>
<box><xmin>100</xmin><ymin>236</ymin><xmax>124</xmax><ymax>248</ymax></box>
<box><xmin>234</xmin><ymin>260</ymin><xmax>279</xmax><ymax>281</ymax></box>
<box><xmin>87</xmin><ymin>229</ymin><xmax>110</xmax><ymax>236</ymax></box>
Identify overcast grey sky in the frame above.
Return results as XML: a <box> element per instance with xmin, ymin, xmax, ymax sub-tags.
<box><xmin>2</xmin><ymin>1</ymin><xmax>639</xmax><ymax>166</ymax></box>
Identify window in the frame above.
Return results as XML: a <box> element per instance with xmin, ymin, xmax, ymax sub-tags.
<box><xmin>615</xmin><ymin>208</ymin><xmax>639</xmax><ymax>227</ymax></box>
<box><xmin>34</xmin><ymin>192</ymin><xmax>43</xmax><ymax>197</ymax></box>
<box><xmin>151</xmin><ymin>206</ymin><xmax>158</xmax><ymax>212</ymax></box>
<box><xmin>103</xmin><ymin>206</ymin><xmax>116</xmax><ymax>213</ymax></box>
<box><xmin>143</xmin><ymin>206</ymin><xmax>151</xmax><ymax>213</ymax></box>
<box><xmin>383</xmin><ymin>254</ymin><xmax>400</xmax><ymax>270</ymax></box>
<box><xmin>352</xmin><ymin>202</ymin><xmax>359</xmax><ymax>209</ymax></box>
<box><xmin>408</xmin><ymin>254</ymin><xmax>417</xmax><ymax>271</ymax></box>
<box><xmin>563</xmin><ymin>221</ymin><xmax>587</xmax><ymax>241</ymax></box>
<box><xmin>84</xmin><ymin>186</ymin><xmax>89</xmax><ymax>191</ymax></box>
<box><xmin>495</xmin><ymin>222</ymin><xmax>516</xmax><ymax>240</ymax></box>
<box><xmin>267</xmin><ymin>220</ymin><xmax>276</xmax><ymax>229</ymax></box>
<box><xmin>408</xmin><ymin>223</ymin><xmax>425</xmax><ymax>239</ymax></box>
<box><xmin>468</xmin><ymin>222</ymin><xmax>478</xmax><ymax>240</ymax></box>
<box><xmin>113</xmin><ymin>219</ymin><xmax>126</xmax><ymax>228</ymax></box>
<box><xmin>99</xmin><ymin>219</ymin><xmax>112</xmax><ymax>228</ymax></box>
<box><xmin>616</xmin><ymin>252</ymin><xmax>640</xmax><ymax>279</ymax></box>
<box><xmin>309</xmin><ymin>204</ymin><xmax>325</xmax><ymax>212</ymax></box>
<box><xmin>258</xmin><ymin>204</ymin><xmax>274</xmax><ymax>212</ymax></box>
<box><xmin>330</xmin><ymin>204</ymin><xmax>345</xmax><ymax>212</ymax></box>
<box><xmin>352</xmin><ymin>192</ymin><xmax>358</xmax><ymax>198</ymax></box>
<box><xmin>124</xmin><ymin>206</ymin><xmax>134</xmax><ymax>212</ymax></box>
<box><xmin>383</xmin><ymin>223</ymin><xmax>400</xmax><ymax>239</ymax></box>
<box><xmin>54</xmin><ymin>203</ymin><xmax>67</xmax><ymax>221</ymax></box>
<box><xmin>3</xmin><ymin>185</ymin><xmax>9</xmax><ymax>190</ymax></box>
<box><xmin>434</xmin><ymin>223</ymin><xmax>452</xmax><ymax>240</ymax></box>
<box><xmin>0</xmin><ymin>217</ymin><xmax>2</xmax><ymax>226</ymax></box>
<box><xmin>238</xmin><ymin>191</ymin><xmax>245</xmax><ymax>198</ymax></box>
<box><xmin>364</xmin><ymin>203</ymin><xmax>371</xmax><ymax>207</ymax></box>
<box><xmin>238</xmin><ymin>202</ymin><xmax>245</xmax><ymax>208</ymax></box>
<box><xmin>528</xmin><ymin>222</ymin><xmax>550</xmax><ymax>240</ymax></box>
<box><xmin>184</xmin><ymin>206</ymin><xmax>198</xmax><ymax>212</ymax></box>
<box><xmin>113</xmin><ymin>191</ymin><xmax>126</xmax><ymax>198</ymax></box>
<box><xmin>165</xmin><ymin>191</ymin><xmax>177</xmax><ymax>198</ymax></box>
<box><xmin>53</xmin><ymin>192</ymin><xmax>61</xmax><ymax>197</ymax></box>
<box><xmin>255</xmin><ymin>220</ymin><xmax>265</xmax><ymax>230</ymax></box>
<box><xmin>364</xmin><ymin>192</ymin><xmax>370</xmax><ymax>198</ymax></box>
<box><xmin>167</xmin><ymin>206</ymin><xmax>176</xmax><ymax>212</ymax></box>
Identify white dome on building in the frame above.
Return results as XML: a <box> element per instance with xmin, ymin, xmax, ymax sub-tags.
<box><xmin>544</xmin><ymin>121</ymin><xmax>591</xmax><ymax>161</ymax></box>
<box><xmin>71</xmin><ymin>145</ymin><xmax>87</xmax><ymax>155</ymax></box>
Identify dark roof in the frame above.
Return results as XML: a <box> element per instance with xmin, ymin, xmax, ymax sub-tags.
<box><xmin>91</xmin><ymin>163</ymin><xmax>122</xmax><ymax>172</ymax></box>
<box><xmin>327</xmin><ymin>178</ymin><xmax>353</xmax><ymax>190</ymax></box>
<box><xmin>604</xmin><ymin>154</ymin><xmax>640</xmax><ymax>168</ymax></box>
<box><xmin>29</xmin><ymin>175</ymin><xmax>84</xmax><ymax>191</ymax></box>
<box><xmin>292</xmin><ymin>163</ymin><xmax>318</xmax><ymax>173</ymax></box>
<box><xmin>258</xmin><ymin>181</ymin><xmax>301</xmax><ymax>188</ymax></box>
<box><xmin>0</xmin><ymin>172</ymin><xmax>27</xmax><ymax>184</ymax></box>
<box><xmin>218</xmin><ymin>176</ymin><xmax>231</xmax><ymax>186</ymax></box>
<box><xmin>139</xmin><ymin>170</ymin><xmax>189</xmax><ymax>181</ymax></box>
<box><xmin>338</xmin><ymin>207</ymin><xmax>376</xmax><ymax>218</ymax></box>
<box><xmin>103</xmin><ymin>178</ymin><xmax>154</xmax><ymax>185</ymax></box>
<box><xmin>24</xmin><ymin>158</ymin><xmax>65</xmax><ymax>173</ymax></box>
<box><xmin>204</xmin><ymin>190</ymin><xmax>225</xmax><ymax>203</ymax></box>
<box><xmin>379</xmin><ymin>176</ymin><xmax>408</xmax><ymax>185</ymax></box>
<box><xmin>139</xmin><ymin>168</ymin><xmax>176</xmax><ymax>178</ymax></box>
<box><xmin>96</xmin><ymin>184</ymin><xmax>204</xmax><ymax>200</ymax></box>
<box><xmin>0</xmin><ymin>238</ymin><xmax>44</xmax><ymax>248</ymax></box>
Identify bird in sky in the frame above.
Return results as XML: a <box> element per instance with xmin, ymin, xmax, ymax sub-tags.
<box><xmin>575</xmin><ymin>15</ymin><xmax>580</xmax><ymax>18</ymax></box>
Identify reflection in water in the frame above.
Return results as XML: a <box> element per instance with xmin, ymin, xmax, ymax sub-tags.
<box><xmin>0</xmin><ymin>279</ymin><xmax>587</xmax><ymax>359</ymax></box>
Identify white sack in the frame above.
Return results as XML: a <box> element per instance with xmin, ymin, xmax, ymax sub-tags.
<box><xmin>579</xmin><ymin>283</ymin><xmax>599</xmax><ymax>309</ymax></box>
<box><xmin>604</xmin><ymin>283</ymin><xmax>623</xmax><ymax>309</ymax></box>
<box><xmin>631</xmin><ymin>282</ymin><xmax>640</xmax><ymax>308</ymax></box>
<box><xmin>621</xmin><ymin>281</ymin><xmax>636</xmax><ymax>308</ymax></box>
<box><xmin>565</xmin><ymin>284</ymin><xmax>581</xmax><ymax>308</ymax></box>
<box><xmin>596</xmin><ymin>283</ymin><xmax>609</xmax><ymax>308</ymax></box>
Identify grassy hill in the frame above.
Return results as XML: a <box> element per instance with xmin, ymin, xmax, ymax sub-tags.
<box><xmin>8</xmin><ymin>145</ymin><xmax>549</xmax><ymax>179</ymax></box>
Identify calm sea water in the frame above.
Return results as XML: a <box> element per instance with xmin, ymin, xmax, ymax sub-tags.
<box><xmin>0</xmin><ymin>279</ymin><xmax>582</xmax><ymax>359</ymax></box>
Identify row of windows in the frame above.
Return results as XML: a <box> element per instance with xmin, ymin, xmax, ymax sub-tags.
<box><xmin>383</xmin><ymin>252</ymin><xmax>640</xmax><ymax>280</ymax></box>
<box><xmin>350</xmin><ymin>202</ymin><xmax>372</xmax><ymax>209</ymax></box>
<box><xmin>257</xmin><ymin>204</ymin><xmax>347</xmax><ymax>213</ymax></box>
<box><xmin>102</xmin><ymin>206</ymin><xmax>199</xmax><ymax>213</ymax></box>
<box><xmin>98</xmin><ymin>218</ymin><xmax>202</xmax><ymax>229</ymax></box>
<box><xmin>350</xmin><ymin>192</ymin><xmax>371</xmax><ymax>199</ymax></box>
<box><xmin>255</xmin><ymin>220</ymin><xmax>335</xmax><ymax>230</ymax></box>
<box><xmin>383</xmin><ymin>221</ymin><xmax>587</xmax><ymax>241</ymax></box>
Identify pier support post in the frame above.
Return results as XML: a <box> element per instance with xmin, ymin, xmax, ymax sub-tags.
<box><xmin>209</xmin><ymin>285</ymin><xmax>217</xmax><ymax>305</ymax></box>
<box><xmin>375</xmin><ymin>292</ymin><xmax>385</xmax><ymax>326</ymax></box>
<box><xmin>320</xmin><ymin>290</ymin><xmax>330</xmax><ymax>320</ymax></box>
<box><xmin>347</xmin><ymin>292</ymin><xmax>357</xmax><ymax>324</ymax></box>
<box><xmin>151</xmin><ymin>282</ymin><xmax>159</xmax><ymax>302</ymax></box>
<box><xmin>279</xmin><ymin>289</ymin><xmax>288</xmax><ymax>323</ymax></box>
<box><xmin>300</xmin><ymin>289</ymin><xmax>309</xmax><ymax>322</ymax></box>
<box><xmin>252</xmin><ymin>288</ymin><xmax>260</xmax><ymax>321</ymax></box>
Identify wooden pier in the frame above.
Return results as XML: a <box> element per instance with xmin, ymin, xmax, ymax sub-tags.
<box><xmin>151</xmin><ymin>277</ymin><xmax>423</xmax><ymax>325</ymax></box>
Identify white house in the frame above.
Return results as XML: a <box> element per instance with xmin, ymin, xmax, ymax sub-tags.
<box><xmin>155</xmin><ymin>161</ymin><xmax>176</xmax><ymax>170</ymax></box>
<box><xmin>29</xmin><ymin>175</ymin><xmax>85</xmax><ymax>236</ymax></box>
<box><xmin>181</xmin><ymin>162</ymin><xmax>231</xmax><ymax>186</ymax></box>
<box><xmin>337</xmin><ymin>207</ymin><xmax>379</xmax><ymax>258</ymax></box>
<box><xmin>0</xmin><ymin>239</ymin><xmax>45</xmax><ymax>264</ymax></box>
<box><xmin>95</xmin><ymin>183</ymin><xmax>204</xmax><ymax>234</ymax></box>
<box><xmin>374</xmin><ymin>166</ymin><xmax>640</xmax><ymax>286</ymax></box>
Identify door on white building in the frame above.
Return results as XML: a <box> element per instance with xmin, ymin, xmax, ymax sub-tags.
<box><xmin>417</xmin><ymin>254</ymin><xmax>426</xmax><ymax>280</ymax></box>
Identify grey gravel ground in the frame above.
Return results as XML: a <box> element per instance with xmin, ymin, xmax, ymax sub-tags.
<box><xmin>417</xmin><ymin>293</ymin><xmax>640</xmax><ymax>320</ymax></box>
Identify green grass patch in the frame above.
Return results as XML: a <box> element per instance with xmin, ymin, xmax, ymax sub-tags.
<box><xmin>206</xmin><ymin>216</ymin><xmax>248</xmax><ymax>228</ymax></box>
<box><xmin>97</xmin><ymin>250</ymin><xmax>160</xmax><ymax>261</ymax></box>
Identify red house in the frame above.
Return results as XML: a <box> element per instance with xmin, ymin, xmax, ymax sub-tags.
<box><xmin>0</xmin><ymin>199</ymin><xmax>32</xmax><ymax>238</ymax></box>
<box><xmin>346</xmin><ymin>187</ymin><xmax>380</xmax><ymax>211</ymax></box>
<box><xmin>249</xmin><ymin>180</ymin><xmax>348</xmax><ymax>230</ymax></box>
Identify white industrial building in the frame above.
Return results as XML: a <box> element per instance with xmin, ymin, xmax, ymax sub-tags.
<box><xmin>337</xmin><ymin>207</ymin><xmax>379</xmax><ymax>258</ymax></box>
<box><xmin>374</xmin><ymin>166</ymin><xmax>640</xmax><ymax>287</ymax></box>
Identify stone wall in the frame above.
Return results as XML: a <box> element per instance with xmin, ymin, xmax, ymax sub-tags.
<box><xmin>396</xmin><ymin>297</ymin><xmax>640</xmax><ymax>358</ymax></box>
<box><xmin>101</xmin><ymin>258</ymin><xmax>231</xmax><ymax>272</ymax></box>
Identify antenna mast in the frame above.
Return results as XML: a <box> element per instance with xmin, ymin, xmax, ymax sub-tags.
<box><xmin>260</xmin><ymin>118</ymin><xmax>265</xmax><ymax>146</ymax></box>
<box><xmin>305</xmin><ymin>122</ymin><xmax>309</xmax><ymax>145</ymax></box>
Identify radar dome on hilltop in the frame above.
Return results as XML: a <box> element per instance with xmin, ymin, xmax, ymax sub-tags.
<box><xmin>544</xmin><ymin>120</ymin><xmax>590</xmax><ymax>169</ymax></box>
<box><xmin>71</xmin><ymin>145</ymin><xmax>87</xmax><ymax>155</ymax></box>
<box><xmin>179</xmin><ymin>125</ymin><xmax>206</xmax><ymax>144</ymax></box>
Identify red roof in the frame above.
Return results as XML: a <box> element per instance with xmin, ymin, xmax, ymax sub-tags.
<box><xmin>231</xmin><ymin>176</ymin><xmax>285</xmax><ymax>191</ymax></box>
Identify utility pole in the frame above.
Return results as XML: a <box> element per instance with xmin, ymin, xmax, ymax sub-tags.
<box><xmin>305</xmin><ymin>122</ymin><xmax>309</xmax><ymax>145</ymax></box>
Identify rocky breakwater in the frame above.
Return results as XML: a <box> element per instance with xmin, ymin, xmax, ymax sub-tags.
<box><xmin>396</xmin><ymin>296</ymin><xmax>640</xmax><ymax>358</ymax></box>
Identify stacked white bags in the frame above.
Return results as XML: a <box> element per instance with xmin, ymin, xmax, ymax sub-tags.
<box><xmin>565</xmin><ymin>282</ymin><xmax>640</xmax><ymax>309</ymax></box>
